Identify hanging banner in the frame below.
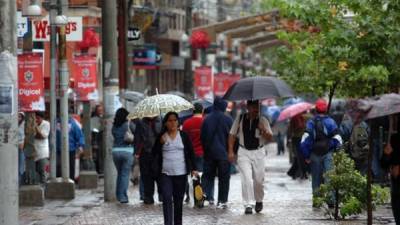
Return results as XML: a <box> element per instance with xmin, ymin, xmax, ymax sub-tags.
<box><xmin>214</xmin><ymin>73</ymin><xmax>241</xmax><ymax>97</ymax></box>
<box><xmin>194</xmin><ymin>66</ymin><xmax>213</xmax><ymax>99</ymax></box>
<box><xmin>72</xmin><ymin>55</ymin><xmax>98</xmax><ymax>101</ymax></box>
<box><xmin>18</xmin><ymin>52</ymin><xmax>45</xmax><ymax>112</ymax></box>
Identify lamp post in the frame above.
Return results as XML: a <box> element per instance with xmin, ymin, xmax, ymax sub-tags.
<box><xmin>242</xmin><ymin>47</ymin><xmax>254</xmax><ymax>77</ymax></box>
<box><xmin>231</xmin><ymin>39</ymin><xmax>241</xmax><ymax>75</ymax></box>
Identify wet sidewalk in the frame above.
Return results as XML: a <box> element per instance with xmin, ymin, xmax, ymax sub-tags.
<box><xmin>20</xmin><ymin>144</ymin><xmax>395</xmax><ymax>225</ymax></box>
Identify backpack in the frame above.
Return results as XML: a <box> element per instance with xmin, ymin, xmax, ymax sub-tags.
<box><xmin>312</xmin><ymin>118</ymin><xmax>331</xmax><ymax>156</ymax></box>
<box><xmin>349</xmin><ymin>123</ymin><xmax>369</xmax><ymax>161</ymax></box>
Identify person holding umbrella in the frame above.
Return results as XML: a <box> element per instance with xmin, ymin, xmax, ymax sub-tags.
<box><xmin>228</xmin><ymin>100</ymin><xmax>273</xmax><ymax>214</ymax></box>
<box><xmin>151</xmin><ymin>111</ymin><xmax>198</xmax><ymax>225</ymax></box>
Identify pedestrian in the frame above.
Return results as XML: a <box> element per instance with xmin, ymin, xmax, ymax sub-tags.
<box><xmin>151</xmin><ymin>111</ymin><xmax>198</xmax><ymax>225</ymax></box>
<box><xmin>182</xmin><ymin>103</ymin><xmax>204</xmax><ymax>171</ymax></box>
<box><xmin>228</xmin><ymin>100</ymin><xmax>273</xmax><ymax>214</ymax></box>
<box><xmin>111</xmin><ymin>107</ymin><xmax>135</xmax><ymax>204</ymax></box>
<box><xmin>18</xmin><ymin>112</ymin><xmax>25</xmax><ymax>185</ymax></box>
<box><xmin>34</xmin><ymin>111</ymin><xmax>50</xmax><ymax>184</ymax></box>
<box><xmin>91</xmin><ymin>104</ymin><xmax>104</xmax><ymax>174</ymax></box>
<box><xmin>201</xmin><ymin>96</ymin><xmax>233</xmax><ymax>209</ymax></box>
<box><xmin>286</xmin><ymin>113</ymin><xmax>308</xmax><ymax>179</ymax></box>
<box><xmin>135</xmin><ymin>116</ymin><xmax>162</xmax><ymax>204</ymax></box>
<box><xmin>300</xmin><ymin>98</ymin><xmax>342</xmax><ymax>207</ymax></box>
<box><xmin>381</xmin><ymin>114</ymin><xmax>400</xmax><ymax>225</ymax></box>
<box><xmin>56</xmin><ymin>115</ymin><xmax>85</xmax><ymax>181</ymax></box>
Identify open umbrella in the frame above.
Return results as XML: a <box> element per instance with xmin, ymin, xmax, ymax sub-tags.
<box><xmin>223</xmin><ymin>76</ymin><xmax>294</xmax><ymax>101</ymax></box>
<box><xmin>277</xmin><ymin>102</ymin><xmax>314</xmax><ymax>122</ymax></box>
<box><xmin>346</xmin><ymin>93</ymin><xmax>400</xmax><ymax>121</ymax></box>
<box><xmin>128</xmin><ymin>94</ymin><xmax>193</xmax><ymax>119</ymax></box>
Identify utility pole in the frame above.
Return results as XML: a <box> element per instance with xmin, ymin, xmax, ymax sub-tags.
<box><xmin>49</xmin><ymin>0</ymin><xmax>58</xmax><ymax>181</ymax></box>
<box><xmin>0</xmin><ymin>1</ymin><xmax>18</xmax><ymax>224</ymax></box>
<box><xmin>217</xmin><ymin>0</ymin><xmax>225</xmax><ymax>22</ymax></box>
<box><xmin>183</xmin><ymin>0</ymin><xmax>193</xmax><ymax>98</ymax></box>
<box><xmin>102</xmin><ymin>0</ymin><xmax>119</xmax><ymax>201</ymax></box>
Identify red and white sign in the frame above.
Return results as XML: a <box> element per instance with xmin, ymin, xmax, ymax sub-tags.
<box><xmin>32</xmin><ymin>16</ymin><xmax>83</xmax><ymax>42</ymax></box>
<box><xmin>18</xmin><ymin>52</ymin><xmax>45</xmax><ymax>112</ymax></box>
<box><xmin>214</xmin><ymin>73</ymin><xmax>241</xmax><ymax>96</ymax></box>
<box><xmin>194</xmin><ymin>66</ymin><xmax>213</xmax><ymax>99</ymax></box>
<box><xmin>72</xmin><ymin>55</ymin><xmax>98</xmax><ymax>101</ymax></box>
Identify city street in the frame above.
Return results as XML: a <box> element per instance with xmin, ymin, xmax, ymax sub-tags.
<box><xmin>19</xmin><ymin>144</ymin><xmax>395</xmax><ymax>225</ymax></box>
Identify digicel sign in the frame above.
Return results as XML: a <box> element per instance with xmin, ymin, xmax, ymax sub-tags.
<box><xmin>32</xmin><ymin>16</ymin><xmax>82</xmax><ymax>42</ymax></box>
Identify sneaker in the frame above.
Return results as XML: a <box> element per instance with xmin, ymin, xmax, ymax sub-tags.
<box><xmin>217</xmin><ymin>202</ymin><xmax>228</xmax><ymax>209</ymax></box>
<box><xmin>244</xmin><ymin>206</ymin><xmax>253</xmax><ymax>214</ymax></box>
<box><xmin>204</xmin><ymin>200</ymin><xmax>214</xmax><ymax>207</ymax></box>
<box><xmin>255</xmin><ymin>202</ymin><xmax>263</xmax><ymax>213</ymax></box>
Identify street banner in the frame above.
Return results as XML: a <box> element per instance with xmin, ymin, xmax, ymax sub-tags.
<box><xmin>32</xmin><ymin>16</ymin><xmax>83</xmax><ymax>42</ymax></box>
<box><xmin>214</xmin><ymin>73</ymin><xmax>241</xmax><ymax>96</ymax></box>
<box><xmin>194</xmin><ymin>66</ymin><xmax>213</xmax><ymax>99</ymax></box>
<box><xmin>72</xmin><ymin>55</ymin><xmax>98</xmax><ymax>101</ymax></box>
<box><xmin>18</xmin><ymin>52</ymin><xmax>45</xmax><ymax>112</ymax></box>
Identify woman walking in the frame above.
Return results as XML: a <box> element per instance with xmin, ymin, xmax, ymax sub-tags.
<box><xmin>152</xmin><ymin>112</ymin><xmax>198</xmax><ymax>225</ymax></box>
<box><xmin>112</xmin><ymin>108</ymin><xmax>135</xmax><ymax>204</ymax></box>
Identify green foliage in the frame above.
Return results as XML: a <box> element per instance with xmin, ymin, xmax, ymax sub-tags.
<box><xmin>314</xmin><ymin>151</ymin><xmax>389</xmax><ymax>219</ymax></box>
<box><xmin>260</xmin><ymin>0</ymin><xmax>400</xmax><ymax>98</ymax></box>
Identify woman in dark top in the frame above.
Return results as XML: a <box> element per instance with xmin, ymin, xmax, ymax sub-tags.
<box><xmin>152</xmin><ymin>111</ymin><xmax>198</xmax><ymax>225</ymax></box>
<box><xmin>382</xmin><ymin>130</ymin><xmax>400</xmax><ymax>225</ymax></box>
<box><xmin>111</xmin><ymin>108</ymin><xmax>135</xmax><ymax>204</ymax></box>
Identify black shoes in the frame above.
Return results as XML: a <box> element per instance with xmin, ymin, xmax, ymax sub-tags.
<box><xmin>245</xmin><ymin>206</ymin><xmax>253</xmax><ymax>214</ymax></box>
<box><xmin>255</xmin><ymin>202</ymin><xmax>263</xmax><ymax>213</ymax></box>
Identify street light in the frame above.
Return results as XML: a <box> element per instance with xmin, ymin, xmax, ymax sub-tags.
<box><xmin>26</xmin><ymin>1</ymin><xmax>42</xmax><ymax>17</ymax></box>
<box><xmin>180</xmin><ymin>33</ymin><xmax>190</xmax><ymax>58</ymax></box>
<box><xmin>216</xmin><ymin>33</ymin><xmax>228</xmax><ymax>59</ymax></box>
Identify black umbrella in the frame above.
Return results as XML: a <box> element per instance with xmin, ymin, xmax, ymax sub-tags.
<box><xmin>222</xmin><ymin>76</ymin><xmax>294</xmax><ymax>101</ymax></box>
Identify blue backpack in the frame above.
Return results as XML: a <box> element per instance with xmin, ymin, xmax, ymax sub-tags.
<box><xmin>312</xmin><ymin>118</ymin><xmax>331</xmax><ymax>156</ymax></box>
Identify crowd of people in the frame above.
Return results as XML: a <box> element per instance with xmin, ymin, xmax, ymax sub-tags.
<box><xmin>16</xmin><ymin>97</ymin><xmax>400</xmax><ymax>225</ymax></box>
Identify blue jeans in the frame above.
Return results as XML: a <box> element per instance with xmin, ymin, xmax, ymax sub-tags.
<box><xmin>160</xmin><ymin>174</ymin><xmax>186</xmax><ymax>225</ymax></box>
<box><xmin>18</xmin><ymin>149</ymin><xmax>25</xmax><ymax>185</ymax></box>
<box><xmin>202</xmin><ymin>159</ymin><xmax>230</xmax><ymax>203</ymax></box>
<box><xmin>309</xmin><ymin>152</ymin><xmax>333</xmax><ymax>196</ymax></box>
<box><xmin>112</xmin><ymin>151</ymin><xmax>133</xmax><ymax>203</ymax></box>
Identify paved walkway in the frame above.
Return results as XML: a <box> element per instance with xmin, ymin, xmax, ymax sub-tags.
<box><xmin>20</xmin><ymin>144</ymin><xmax>395</xmax><ymax>225</ymax></box>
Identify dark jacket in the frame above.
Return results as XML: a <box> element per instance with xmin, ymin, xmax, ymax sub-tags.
<box><xmin>151</xmin><ymin>131</ymin><xmax>197</xmax><ymax>177</ymax></box>
<box><xmin>381</xmin><ymin>133</ymin><xmax>400</xmax><ymax>168</ymax></box>
<box><xmin>200</xmin><ymin>97</ymin><xmax>233</xmax><ymax>160</ymax></box>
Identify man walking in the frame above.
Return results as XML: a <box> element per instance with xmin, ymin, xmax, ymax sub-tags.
<box><xmin>228</xmin><ymin>100</ymin><xmax>273</xmax><ymax>214</ymax></box>
<box><xmin>34</xmin><ymin>112</ymin><xmax>50</xmax><ymax>184</ymax></box>
<box><xmin>300</xmin><ymin>99</ymin><xmax>342</xmax><ymax>206</ymax></box>
<box><xmin>201</xmin><ymin>96</ymin><xmax>233</xmax><ymax>209</ymax></box>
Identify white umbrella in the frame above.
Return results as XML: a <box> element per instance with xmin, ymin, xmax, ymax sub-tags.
<box><xmin>128</xmin><ymin>94</ymin><xmax>193</xmax><ymax>119</ymax></box>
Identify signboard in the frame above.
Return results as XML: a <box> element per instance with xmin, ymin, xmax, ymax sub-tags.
<box><xmin>17</xmin><ymin>11</ymin><xmax>28</xmax><ymax>38</ymax></box>
<box><xmin>214</xmin><ymin>73</ymin><xmax>241</xmax><ymax>96</ymax></box>
<box><xmin>194</xmin><ymin>66</ymin><xmax>213</xmax><ymax>99</ymax></box>
<box><xmin>131</xmin><ymin>46</ymin><xmax>159</xmax><ymax>70</ymax></box>
<box><xmin>127</xmin><ymin>27</ymin><xmax>141</xmax><ymax>41</ymax></box>
<box><xmin>18</xmin><ymin>52</ymin><xmax>45</xmax><ymax>112</ymax></box>
<box><xmin>72</xmin><ymin>55</ymin><xmax>98</xmax><ymax>101</ymax></box>
<box><xmin>32</xmin><ymin>16</ymin><xmax>83</xmax><ymax>41</ymax></box>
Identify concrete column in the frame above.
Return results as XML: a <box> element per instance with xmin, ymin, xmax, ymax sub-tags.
<box><xmin>102</xmin><ymin>0</ymin><xmax>119</xmax><ymax>202</ymax></box>
<box><xmin>0</xmin><ymin>1</ymin><xmax>18</xmax><ymax>224</ymax></box>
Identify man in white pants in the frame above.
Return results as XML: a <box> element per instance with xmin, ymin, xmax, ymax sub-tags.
<box><xmin>228</xmin><ymin>100</ymin><xmax>273</xmax><ymax>214</ymax></box>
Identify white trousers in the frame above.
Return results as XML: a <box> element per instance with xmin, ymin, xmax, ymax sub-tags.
<box><xmin>236</xmin><ymin>146</ymin><xmax>266</xmax><ymax>206</ymax></box>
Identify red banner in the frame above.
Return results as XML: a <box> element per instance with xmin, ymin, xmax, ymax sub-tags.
<box><xmin>72</xmin><ymin>55</ymin><xmax>98</xmax><ymax>101</ymax></box>
<box><xmin>214</xmin><ymin>73</ymin><xmax>241</xmax><ymax>96</ymax></box>
<box><xmin>194</xmin><ymin>66</ymin><xmax>213</xmax><ymax>99</ymax></box>
<box><xmin>18</xmin><ymin>52</ymin><xmax>45</xmax><ymax>112</ymax></box>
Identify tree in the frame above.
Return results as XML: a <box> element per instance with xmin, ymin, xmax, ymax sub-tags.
<box><xmin>313</xmin><ymin>151</ymin><xmax>389</xmax><ymax>220</ymax></box>
<box><xmin>262</xmin><ymin>0</ymin><xmax>400</xmax><ymax>102</ymax></box>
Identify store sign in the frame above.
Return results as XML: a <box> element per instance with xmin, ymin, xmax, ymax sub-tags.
<box><xmin>194</xmin><ymin>66</ymin><xmax>213</xmax><ymax>99</ymax></box>
<box><xmin>127</xmin><ymin>27</ymin><xmax>141</xmax><ymax>41</ymax></box>
<box><xmin>17</xmin><ymin>11</ymin><xmax>28</xmax><ymax>38</ymax></box>
<box><xmin>72</xmin><ymin>55</ymin><xmax>98</xmax><ymax>101</ymax></box>
<box><xmin>32</xmin><ymin>16</ymin><xmax>83</xmax><ymax>41</ymax></box>
<box><xmin>18</xmin><ymin>52</ymin><xmax>45</xmax><ymax>112</ymax></box>
<box><xmin>214</xmin><ymin>73</ymin><xmax>241</xmax><ymax>96</ymax></box>
<box><xmin>131</xmin><ymin>46</ymin><xmax>159</xmax><ymax>70</ymax></box>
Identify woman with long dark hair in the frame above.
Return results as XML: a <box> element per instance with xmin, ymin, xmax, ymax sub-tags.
<box><xmin>112</xmin><ymin>107</ymin><xmax>135</xmax><ymax>203</ymax></box>
<box><xmin>152</xmin><ymin>111</ymin><xmax>198</xmax><ymax>225</ymax></box>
